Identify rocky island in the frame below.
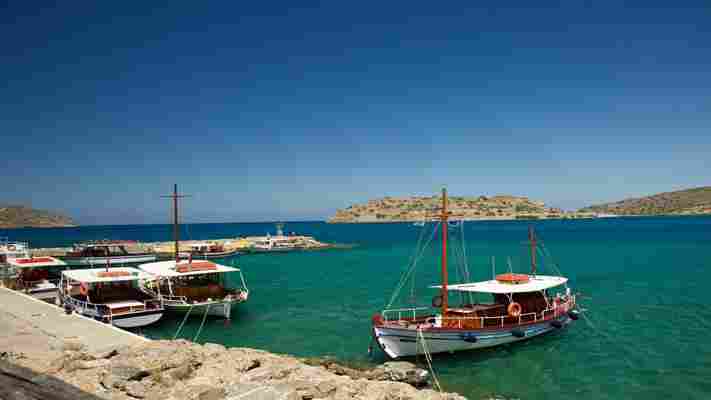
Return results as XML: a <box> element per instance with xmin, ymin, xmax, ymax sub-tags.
<box><xmin>330</xmin><ymin>195</ymin><xmax>572</xmax><ymax>223</ymax></box>
<box><xmin>0</xmin><ymin>206</ymin><xmax>76</xmax><ymax>229</ymax></box>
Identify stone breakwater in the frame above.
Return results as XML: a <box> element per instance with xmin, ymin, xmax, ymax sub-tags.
<box><xmin>4</xmin><ymin>340</ymin><xmax>466</xmax><ymax>400</ymax></box>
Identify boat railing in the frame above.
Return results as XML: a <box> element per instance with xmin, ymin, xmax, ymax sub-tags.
<box><xmin>63</xmin><ymin>296</ymin><xmax>109</xmax><ymax>317</ymax></box>
<box><xmin>382</xmin><ymin>296</ymin><xmax>575</xmax><ymax>329</ymax></box>
<box><xmin>382</xmin><ymin>307</ymin><xmax>431</xmax><ymax>321</ymax></box>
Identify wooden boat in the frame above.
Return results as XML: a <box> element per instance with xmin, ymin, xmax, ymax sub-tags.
<box><xmin>137</xmin><ymin>184</ymin><xmax>249</xmax><ymax>319</ymax></box>
<box><xmin>1</xmin><ymin>240</ymin><xmax>66</xmax><ymax>302</ymax></box>
<box><xmin>138</xmin><ymin>259</ymin><xmax>248</xmax><ymax>319</ymax></box>
<box><xmin>371</xmin><ymin>189</ymin><xmax>578</xmax><ymax>358</ymax></box>
<box><xmin>61</xmin><ymin>241</ymin><xmax>156</xmax><ymax>266</ymax></box>
<box><xmin>58</xmin><ymin>267</ymin><xmax>164</xmax><ymax>328</ymax></box>
<box><xmin>187</xmin><ymin>242</ymin><xmax>240</xmax><ymax>259</ymax></box>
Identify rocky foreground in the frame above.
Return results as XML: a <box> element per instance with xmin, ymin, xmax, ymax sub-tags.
<box><xmin>3</xmin><ymin>339</ymin><xmax>466</xmax><ymax>400</ymax></box>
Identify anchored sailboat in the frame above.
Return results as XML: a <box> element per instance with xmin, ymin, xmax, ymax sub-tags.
<box><xmin>371</xmin><ymin>188</ymin><xmax>578</xmax><ymax>358</ymax></box>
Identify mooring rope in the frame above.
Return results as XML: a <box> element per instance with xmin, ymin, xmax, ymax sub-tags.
<box><xmin>193</xmin><ymin>304</ymin><xmax>210</xmax><ymax>342</ymax></box>
<box><xmin>417</xmin><ymin>328</ymin><xmax>442</xmax><ymax>392</ymax></box>
<box><xmin>172</xmin><ymin>305</ymin><xmax>193</xmax><ymax>340</ymax></box>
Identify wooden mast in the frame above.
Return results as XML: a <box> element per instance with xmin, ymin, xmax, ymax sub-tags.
<box><xmin>529</xmin><ymin>226</ymin><xmax>537</xmax><ymax>275</ymax></box>
<box><xmin>162</xmin><ymin>184</ymin><xmax>188</xmax><ymax>264</ymax></box>
<box><xmin>173</xmin><ymin>184</ymin><xmax>179</xmax><ymax>264</ymax></box>
<box><xmin>440</xmin><ymin>188</ymin><xmax>450</xmax><ymax>313</ymax></box>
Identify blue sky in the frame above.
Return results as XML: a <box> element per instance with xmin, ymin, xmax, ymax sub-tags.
<box><xmin>1</xmin><ymin>1</ymin><xmax>710</xmax><ymax>224</ymax></box>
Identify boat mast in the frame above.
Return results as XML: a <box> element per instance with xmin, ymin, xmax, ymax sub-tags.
<box><xmin>162</xmin><ymin>184</ymin><xmax>188</xmax><ymax>264</ymax></box>
<box><xmin>440</xmin><ymin>188</ymin><xmax>450</xmax><ymax>313</ymax></box>
<box><xmin>529</xmin><ymin>226</ymin><xmax>537</xmax><ymax>275</ymax></box>
<box><xmin>173</xmin><ymin>184</ymin><xmax>179</xmax><ymax>264</ymax></box>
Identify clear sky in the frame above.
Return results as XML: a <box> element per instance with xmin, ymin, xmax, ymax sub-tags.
<box><xmin>2</xmin><ymin>1</ymin><xmax>710</xmax><ymax>224</ymax></box>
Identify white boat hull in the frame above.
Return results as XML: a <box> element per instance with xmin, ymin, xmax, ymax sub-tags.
<box><xmin>374</xmin><ymin>315</ymin><xmax>572</xmax><ymax>358</ymax></box>
<box><xmin>164</xmin><ymin>300</ymin><xmax>239</xmax><ymax>319</ymax></box>
<box><xmin>110</xmin><ymin>311</ymin><xmax>164</xmax><ymax>329</ymax></box>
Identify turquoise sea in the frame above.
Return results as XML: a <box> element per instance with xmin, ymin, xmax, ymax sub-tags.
<box><xmin>4</xmin><ymin>217</ymin><xmax>711</xmax><ymax>399</ymax></box>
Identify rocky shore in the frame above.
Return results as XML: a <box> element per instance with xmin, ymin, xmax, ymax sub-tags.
<box><xmin>3</xmin><ymin>339</ymin><xmax>465</xmax><ymax>400</ymax></box>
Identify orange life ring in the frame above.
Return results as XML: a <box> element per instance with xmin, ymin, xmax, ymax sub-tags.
<box><xmin>79</xmin><ymin>283</ymin><xmax>88</xmax><ymax>296</ymax></box>
<box><xmin>507</xmin><ymin>302</ymin><xmax>522</xmax><ymax>318</ymax></box>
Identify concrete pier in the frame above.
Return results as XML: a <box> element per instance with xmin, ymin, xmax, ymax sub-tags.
<box><xmin>0</xmin><ymin>287</ymin><xmax>146</xmax><ymax>357</ymax></box>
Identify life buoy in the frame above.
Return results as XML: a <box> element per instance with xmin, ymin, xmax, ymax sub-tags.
<box><xmin>507</xmin><ymin>302</ymin><xmax>522</xmax><ymax>318</ymax></box>
<box><xmin>432</xmin><ymin>295</ymin><xmax>443</xmax><ymax>308</ymax></box>
<box><xmin>79</xmin><ymin>283</ymin><xmax>89</xmax><ymax>296</ymax></box>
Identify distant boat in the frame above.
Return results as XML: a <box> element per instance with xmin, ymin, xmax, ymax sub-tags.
<box><xmin>58</xmin><ymin>267</ymin><xmax>164</xmax><ymax>328</ymax></box>
<box><xmin>371</xmin><ymin>189</ymin><xmax>578</xmax><ymax>358</ymax></box>
<box><xmin>61</xmin><ymin>241</ymin><xmax>157</xmax><ymax>266</ymax></box>
<box><xmin>187</xmin><ymin>242</ymin><xmax>240</xmax><ymax>259</ymax></box>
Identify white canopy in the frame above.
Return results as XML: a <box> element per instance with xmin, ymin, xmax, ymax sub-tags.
<box><xmin>8</xmin><ymin>256</ymin><xmax>66</xmax><ymax>268</ymax></box>
<box><xmin>138</xmin><ymin>260</ymin><xmax>239</xmax><ymax>278</ymax></box>
<box><xmin>61</xmin><ymin>267</ymin><xmax>153</xmax><ymax>283</ymax></box>
<box><xmin>431</xmin><ymin>275</ymin><xmax>567</xmax><ymax>294</ymax></box>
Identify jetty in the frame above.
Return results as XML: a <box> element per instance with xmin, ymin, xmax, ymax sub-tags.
<box><xmin>29</xmin><ymin>235</ymin><xmax>335</xmax><ymax>258</ymax></box>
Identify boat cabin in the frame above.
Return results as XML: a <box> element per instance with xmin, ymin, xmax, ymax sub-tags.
<box><xmin>60</xmin><ymin>268</ymin><xmax>161</xmax><ymax>311</ymax></box>
<box><xmin>139</xmin><ymin>260</ymin><xmax>247</xmax><ymax>304</ymax></box>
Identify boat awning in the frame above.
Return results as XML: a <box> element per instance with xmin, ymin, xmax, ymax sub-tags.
<box><xmin>7</xmin><ymin>257</ymin><xmax>66</xmax><ymax>268</ymax></box>
<box><xmin>138</xmin><ymin>260</ymin><xmax>239</xmax><ymax>277</ymax></box>
<box><xmin>61</xmin><ymin>267</ymin><xmax>154</xmax><ymax>283</ymax></box>
<box><xmin>431</xmin><ymin>275</ymin><xmax>567</xmax><ymax>294</ymax></box>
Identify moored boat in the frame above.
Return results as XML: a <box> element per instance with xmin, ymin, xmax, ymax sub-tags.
<box><xmin>58</xmin><ymin>267</ymin><xmax>164</xmax><ymax>328</ymax></box>
<box><xmin>1</xmin><ymin>240</ymin><xmax>66</xmax><ymax>302</ymax></box>
<box><xmin>371</xmin><ymin>189</ymin><xmax>578</xmax><ymax>358</ymax></box>
<box><xmin>139</xmin><ymin>259</ymin><xmax>248</xmax><ymax>319</ymax></box>
<box><xmin>61</xmin><ymin>241</ymin><xmax>157</xmax><ymax>266</ymax></box>
<box><xmin>138</xmin><ymin>184</ymin><xmax>249</xmax><ymax>319</ymax></box>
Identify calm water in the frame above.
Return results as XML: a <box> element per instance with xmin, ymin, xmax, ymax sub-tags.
<box><xmin>4</xmin><ymin>217</ymin><xmax>711</xmax><ymax>399</ymax></box>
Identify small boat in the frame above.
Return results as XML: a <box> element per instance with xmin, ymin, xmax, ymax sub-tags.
<box><xmin>188</xmin><ymin>242</ymin><xmax>240</xmax><ymax>259</ymax></box>
<box><xmin>58</xmin><ymin>267</ymin><xmax>164</xmax><ymax>328</ymax></box>
<box><xmin>371</xmin><ymin>189</ymin><xmax>578</xmax><ymax>358</ymax></box>
<box><xmin>1</xmin><ymin>240</ymin><xmax>66</xmax><ymax>302</ymax></box>
<box><xmin>138</xmin><ymin>259</ymin><xmax>249</xmax><ymax>319</ymax></box>
<box><xmin>138</xmin><ymin>184</ymin><xmax>249</xmax><ymax>319</ymax></box>
<box><xmin>61</xmin><ymin>241</ymin><xmax>157</xmax><ymax>266</ymax></box>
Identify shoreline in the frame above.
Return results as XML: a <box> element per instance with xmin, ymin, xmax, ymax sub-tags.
<box><xmin>0</xmin><ymin>288</ymin><xmax>465</xmax><ymax>399</ymax></box>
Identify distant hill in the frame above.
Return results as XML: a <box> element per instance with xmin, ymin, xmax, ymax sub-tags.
<box><xmin>0</xmin><ymin>206</ymin><xmax>76</xmax><ymax>228</ymax></box>
<box><xmin>329</xmin><ymin>194</ymin><xmax>566</xmax><ymax>223</ymax></box>
<box><xmin>579</xmin><ymin>186</ymin><xmax>711</xmax><ymax>216</ymax></box>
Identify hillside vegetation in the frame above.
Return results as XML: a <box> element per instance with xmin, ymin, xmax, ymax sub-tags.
<box><xmin>0</xmin><ymin>205</ymin><xmax>76</xmax><ymax>228</ymax></box>
<box><xmin>580</xmin><ymin>186</ymin><xmax>711</xmax><ymax>215</ymax></box>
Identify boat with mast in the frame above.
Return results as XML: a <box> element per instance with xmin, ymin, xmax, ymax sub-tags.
<box><xmin>138</xmin><ymin>185</ymin><xmax>249</xmax><ymax>319</ymax></box>
<box><xmin>371</xmin><ymin>188</ymin><xmax>578</xmax><ymax>358</ymax></box>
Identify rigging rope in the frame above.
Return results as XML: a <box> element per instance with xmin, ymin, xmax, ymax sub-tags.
<box><xmin>385</xmin><ymin>222</ymin><xmax>441</xmax><ymax>309</ymax></box>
